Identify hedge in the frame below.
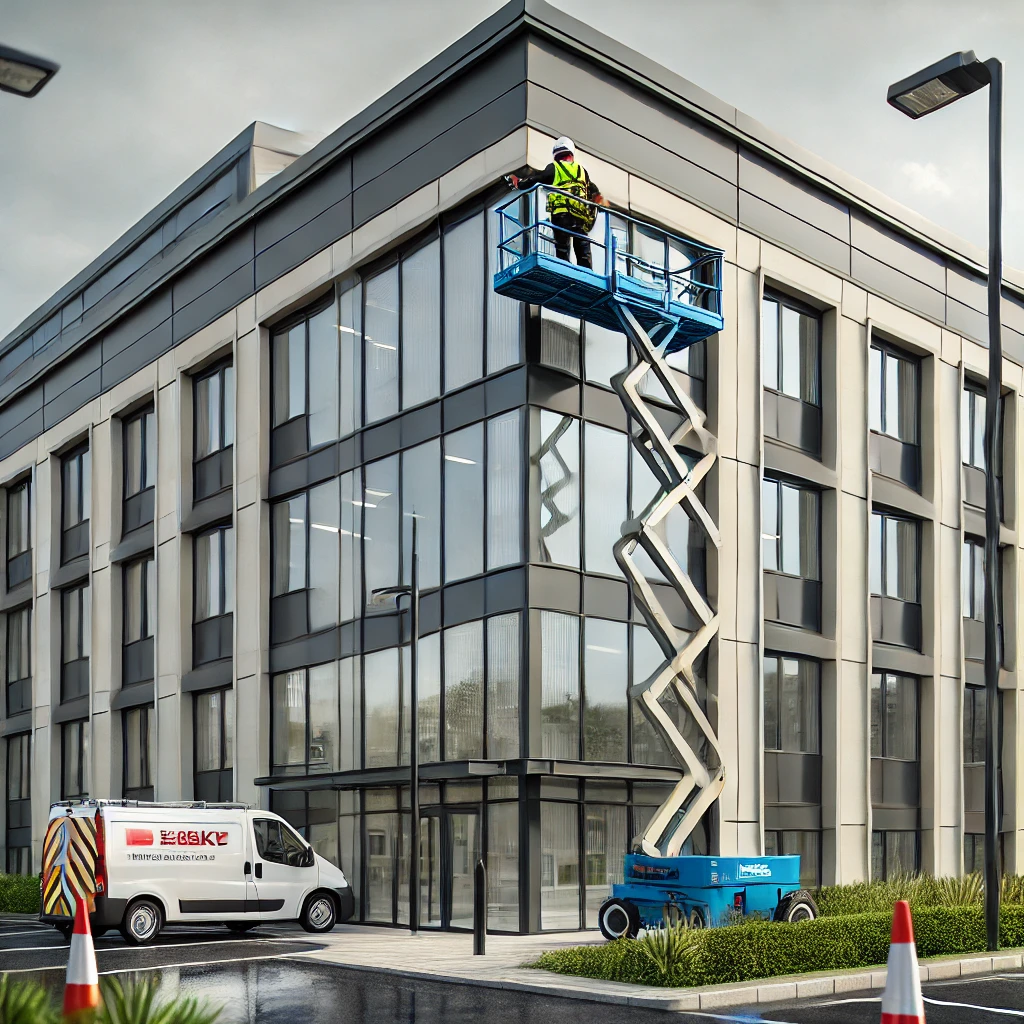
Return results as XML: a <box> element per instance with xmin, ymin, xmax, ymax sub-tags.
<box><xmin>531</xmin><ymin>904</ymin><xmax>1024</xmax><ymax>988</ymax></box>
<box><xmin>0</xmin><ymin>874</ymin><xmax>41</xmax><ymax>914</ymax></box>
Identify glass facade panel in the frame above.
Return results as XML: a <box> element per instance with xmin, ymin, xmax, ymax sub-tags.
<box><xmin>340</xmin><ymin>469</ymin><xmax>362</xmax><ymax>622</ymax></box>
<box><xmin>123</xmin><ymin>705</ymin><xmax>153</xmax><ymax>793</ymax></box>
<box><xmin>486</xmin><ymin>201</ymin><xmax>521</xmax><ymax>374</ymax></box>
<box><xmin>487</xmin><ymin>410</ymin><xmax>522</xmax><ymax>570</ymax></box>
<box><xmin>763</xmin><ymin>656</ymin><xmax>820</xmax><ymax>753</ymax></box>
<box><xmin>124</xmin><ymin>409</ymin><xmax>154</xmax><ymax>497</ymax></box>
<box><xmin>363</xmin><ymin>456</ymin><xmax>399</xmax><ymax>607</ymax></box>
<box><xmin>195</xmin><ymin>688</ymin><xmax>233</xmax><ymax>772</ymax></box>
<box><xmin>870</xmin><ymin>672</ymin><xmax>918</xmax><ymax>760</ymax></box>
<box><xmin>872</xmin><ymin>345</ymin><xmax>918</xmax><ymax>443</ymax></box>
<box><xmin>339</xmin><ymin>281</ymin><xmax>363</xmax><ymax>437</ymax></box>
<box><xmin>412</xmin><ymin>632</ymin><xmax>441</xmax><ymax>764</ymax></box>
<box><xmin>585</xmin><ymin>803</ymin><xmax>626</xmax><ymax>928</ymax></box>
<box><xmin>872</xmin><ymin>830</ymin><xmax>919</xmax><ymax>880</ymax></box>
<box><xmin>364</xmin><ymin>648</ymin><xmax>400</xmax><ymax>768</ymax></box>
<box><xmin>309</xmin><ymin>662</ymin><xmax>339</xmax><ymax>773</ymax></box>
<box><xmin>444</xmin><ymin>621</ymin><xmax>484</xmax><ymax>760</ymax></box>
<box><xmin>402</xmin><ymin>440</ymin><xmax>441</xmax><ymax>590</ymax></box>
<box><xmin>273</xmin><ymin>323</ymin><xmax>306</xmax><ymax>426</ymax></box>
<box><xmin>364</xmin><ymin>266</ymin><xmax>400</xmax><ymax>423</ymax></box>
<box><xmin>195</xmin><ymin>364</ymin><xmax>232</xmax><ymax>458</ymax></box>
<box><xmin>962</xmin><ymin>538</ymin><xmax>986</xmax><ymax>622</ymax></box>
<box><xmin>584</xmin><ymin>424</ymin><xmax>627</xmax><ymax>576</ymax></box>
<box><xmin>762</xmin><ymin>296</ymin><xmax>820</xmax><ymax>404</ymax></box>
<box><xmin>764</xmin><ymin>830</ymin><xmax>820</xmax><ymax>888</ymax></box>
<box><xmin>870</xmin><ymin>513</ymin><xmax>919</xmax><ymax>602</ymax></box>
<box><xmin>541</xmin><ymin>612</ymin><xmax>580</xmax><ymax>760</ymax></box>
<box><xmin>537</xmin><ymin>411</ymin><xmax>580</xmax><ymax>567</ymax></box>
<box><xmin>123</xmin><ymin>557</ymin><xmax>154</xmax><ymax>644</ymax></box>
<box><xmin>540</xmin><ymin>308</ymin><xmax>581</xmax><ymax>376</ymax></box>
<box><xmin>62</xmin><ymin>447</ymin><xmax>90</xmax><ymax>530</ymax></box>
<box><xmin>62</xmin><ymin>584</ymin><xmax>90</xmax><ymax>663</ymax></box>
<box><xmin>402</xmin><ymin>240</ymin><xmax>441</xmax><ymax>409</ymax></box>
<box><xmin>487</xmin><ymin>801</ymin><xmax>519</xmax><ymax>930</ymax></box>
<box><xmin>273</xmin><ymin>494</ymin><xmax>307</xmax><ymax>596</ymax></box>
<box><xmin>7</xmin><ymin>606</ymin><xmax>30</xmax><ymax>686</ymax></box>
<box><xmin>273</xmin><ymin>670</ymin><xmax>306</xmax><ymax>770</ymax></box>
<box><xmin>762</xmin><ymin>478</ymin><xmax>819</xmax><ymax>580</ymax></box>
<box><xmin>583</xmin><ymin>619</ymin><xmax>628</xmax><ymax>762</ymax></box>
<box><xmin>486</xmin><ymin>613</ymin><xmax>520</xmax><ymax>759</ymax></box>
<box><xmin>365</xmin><ymin>812</ymin><xmax>399</xmax><ymax>923</ymax></box>
<box><xmin>443</xmin><ymin>423</ymin><xmax>484</xmax><ymax>582</ymax></box>
<box><xmin>7</xmin><ymin>482</ymin><xmax>29</xmax><ymax>562</ymax></box>
<box><xmin>309</xmin><ymin>480</ymin><xmax>341</xmax><ymax>632</ymax></box>
<box><xmin>195</xmin><ymin>526</ymin><xmax>233</xmax><ymax>619</ymax></box>
<box><xmin>585</xmin><ymin>324</ymin><xmax>627</xmax><ymax>389</ymax></box>
<box><xmin>62</xmin><ymin>720</ymin><xmax>88</xmax><ymax>799</ymax></box>
<box><xmin>339</xmin><ymin>657</ymin><xmax>361</xmax><ymax>772</ymax></box>
<box><xmin>444</xmin><ymin>214</ymin><xmax>485</xmax><ymax>392</ymax></box>
<box><xmin>541</xmin><ymin>801</ymin><xmax>580</xmax><ymax>930</ymax></box>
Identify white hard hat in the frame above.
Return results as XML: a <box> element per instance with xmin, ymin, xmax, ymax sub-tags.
<box><xmin>552</xmin><ymin>136</ymin><xmax>575</xmax><ymax>157</ymax></box>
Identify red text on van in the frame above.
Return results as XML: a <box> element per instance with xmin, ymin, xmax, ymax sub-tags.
<box><xmin>159</xmin><ymin>830</ymin><xmax>229</xmax><ymax>847</ymax></box>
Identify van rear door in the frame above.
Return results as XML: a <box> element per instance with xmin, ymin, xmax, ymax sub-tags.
<box><xmin>248</xmin><ymin>813</ymin><xmax>317</xmax><ymax>920</ymax></box>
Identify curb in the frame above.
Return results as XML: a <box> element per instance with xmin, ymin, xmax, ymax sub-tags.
<box><xmin>291</xmin><ymin>948</ymin><xmax>1024</xmax><ymax>1013</ymax></box>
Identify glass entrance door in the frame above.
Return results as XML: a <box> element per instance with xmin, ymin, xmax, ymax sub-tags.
<box><xmin>416</xmin><ymin>808</ymin><xmax>480</xmax><ymax>930</ymax></box>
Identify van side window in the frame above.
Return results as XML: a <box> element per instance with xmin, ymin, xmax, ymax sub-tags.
<box><xmin>253</xmin><ymin>818</ymin><xmax>307</xmax><ymax>867</ymax></box>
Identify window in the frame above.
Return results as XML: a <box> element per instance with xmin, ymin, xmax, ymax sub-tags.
<box><xmin>961</xmin><ymin>382</ymin><xmax>989</xmax><ymax>471</ymax></box>
<box><xmin>872</xmin><ymin>830</ymin><xmax>918</xmax><ymax>880</ymax></box>
<box><xmin>583</xmin><ymin>619</ymin><xmax>628</xmax><ymax>762</ymax></box>
<box><xmin>444</xmin><ymin>424</ymin><xmax>484</xmax><ymax>582</ymax></box>
<box><xmin>764</xmin><ymin>830</ymin><xmax>819</xmax><ymax>889</ymax></box>
<box><xmin>6</xmin><ymin>733</ymin><xmax>30</xmax><ymax>874</ymax></box>
<box><xmin>762</xmin><ymin>295</ymin><xmax>820</xmax><ymax>405</ymax></box>
<box><xmin>444</xmin><ymin>215</ymin><xmax>485</xmax><ymax>393</ymax></box>
<box><xmin>193</xmin><ymin>526</ymin><xmax>233</xmax><ymax>666</ymax></box>
<box><xmin>402</xmin><ymin>240</ymin><xmax>441</xmax><ymax>409</ymax></box>
<box><xmin>869</xmin><ymin>343</ymin><xmax>918</xmax><ymax>443</ymax></box>
<box><xmin>445</xmin><ymin>621</ymin><xmax>484</xmax><ymax>761</ymax></box>
<box><xmin>194</xmin><ymin>526</ymin><xmax>233</xmax><ymax>621</ymax></box>
<box><xmin>964</xmin><ymin>833</ymin><xmax>984</xmax><ymax>875</ymax></box>
<box><xmin>61</xmin><ymin>445</ymin><xmax>90</xmax><ymax>562</ymax></box>
<box><xmin>272</xmin><ymin>663</ymin><xmax>339</xmax><ymax>774</ymax></box>
<box><xmin>61</xmin><ymin>584</ymin><xmax>90</xmax><ymax>702</ymax></box>
<box><xmin>193</xmin><ymin>361</ymin><xmax>233</xmax><ymax>500</ymax></box>
<box><xmin>869</xmin><ymin>512</ymin><xmax>919</xmax><ymax>602</ymax></box>
<box><xmin>541</xmin><ymin>612</ymin><xmax>580</xmax><ymax>760</ymax></box>
<box><xmin>962</xmin><ymin>536</ymin><xmax>997</xmax><ymax>624</ymax></box>
<box><xmin>5</xmin><ymin>606</ymin><xmax>30</xmax><ymax>717</ymax></box>
<box><xmin>763</xmin><ymin>656</ymin><xmax>820</xmax><ymax>753</ymax></box>
<box><xmin>761</xmin><ymin>479</ymin><xmax>819</xmax><ymax>580</ymax></box>
<box><xmin>194</xmin><ymin>687</ymin><xmax>233</xmax><ymax>801</ymax></box>
<box><xmin>253</xmin><ymin>818</ymin><xmax>309</xmax><ymax>867</ymax></box>
<box><xmin>870</xmin><ymin>673</ymin><xmax>918</xmax><ymax>760</ymax></box>
<box><xmin>364</xmin><ymin>265</ymin><xmax>400</xmax><ymax>423</ymax></box>
<box><xmin>123</xmin><ymin>558</ymin><xmax>155</xmax><ymax>684</ymax></box>
<box><xmin>536</xmin><ymin>412</ymin><xmax>580</xmax><ymax>568</ymax></box>
<box><xmin>584</xmin><ymin>424</ymin><xmax>628</xmax><ymax>576</ymax></box>
<box><xmin>123</xmin><ymin>407</ymin><xmax>155</xmax><ymax>499</ymax></box>
<box><xmin>402</xmin><ymin>439</ymin><xmax>441</xmax><ymax>590</ymax></box>
<box><xmin>62</xmin><ymin>719</ymin><xmax>88</xmax><ymax>799</ymax></box>
<box><xmin>6</xmin><ymin>479</ymin><xmax>30</xmax><ymax>588</ymax></box>
<box><xmin>272</xmin><ymin>301</ymin><xmax>338</xmax><ymax>449</ymax></box>
<box><xmin>123</xmin><ymin>705</ymin><xmax>154</xmax><ymax>800</ymax></box>
<box><xmin>963</xmin><ymin>684</ymin><xmax>986</xmax><ymax>767</ymax></box>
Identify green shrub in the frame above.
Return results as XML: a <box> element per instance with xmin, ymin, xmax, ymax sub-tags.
<box><xmin>0</xmin><ymin>975</ymin><xmax>58</xmax><ymax>1024</ymax></box>
<box><xmin>636</xmin><ymin>920</ymin><xmax>700</xmax><ymax>982</ymax></box>
<box><xmin>531</xmin><ymin>904</ymin><xmax>1024</xmax><ymax>988</ymax></box>
<box><xmin>0</xmin><ymin>874</ymin><xmax>40</xmax><ymax>915</ymax></box>
<box><xmin>99</xmin><ymin>977</ymin><xmax>222</xmax><ymax>1024</ymax></box>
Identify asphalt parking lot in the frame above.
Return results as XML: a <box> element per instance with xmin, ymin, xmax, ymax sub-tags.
<box><xmin>5</xmin><ymin>915</ymin><xmax>1024</xmax><ymax>1022</ymax></box>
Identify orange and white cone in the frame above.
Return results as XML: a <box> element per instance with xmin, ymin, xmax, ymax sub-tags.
<box><xmin>880</xmin><ymin>899</ymin><xmax>925</xmax><ymax>1023</ymax></box>
<box><xmin>63</xmin><ymin>895</ymin><xmax>101</xmax><ymax>1019</ymax></box>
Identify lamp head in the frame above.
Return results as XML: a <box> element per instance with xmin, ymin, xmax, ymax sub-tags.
<box><xmin>887</xmin><ymin>50</ymin><xmax>989</xmax><ymax>118</ymax></box>
<box><xmin>0</xmin><ymin>44</ymin><xmax>59</xmax><ymax>98</ymax></box>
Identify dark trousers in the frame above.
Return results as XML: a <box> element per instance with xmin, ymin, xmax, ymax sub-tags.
<box><xmin>551</xmin><ymin>211</ymin><xmax>592</xmax><ymax>269</ymax></box>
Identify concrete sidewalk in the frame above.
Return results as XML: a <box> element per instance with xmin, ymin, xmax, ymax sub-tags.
<box><xmin>291</xmin><ymin>924</ymin><xmax>1024</xmax><ymax>1013</ymax></box>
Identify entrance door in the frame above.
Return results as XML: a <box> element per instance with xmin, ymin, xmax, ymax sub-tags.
<box><xmin>415</xmin><ymin>809</ymin><xmax>480</xmax><ymax>930</ymax></box>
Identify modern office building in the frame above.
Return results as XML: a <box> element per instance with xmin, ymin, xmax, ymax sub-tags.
<box><xmin>1</xmin><ymin>0</ymin><xmax>1023</xmax><ymax>933</ymax></box>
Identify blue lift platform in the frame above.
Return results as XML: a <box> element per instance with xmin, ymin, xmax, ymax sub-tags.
<box><xmin>493</xmin><ymin>185</ymin><xmax>816</xmax><ymax>935</ymax></box>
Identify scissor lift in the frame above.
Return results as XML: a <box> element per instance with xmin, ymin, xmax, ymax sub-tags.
<box><xmin>494</xmin><ymin>185</ymin><xmax>816</xmax><ymax>934</ymax></box>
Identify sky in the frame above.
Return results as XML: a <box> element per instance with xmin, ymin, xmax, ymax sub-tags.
<box><xmin>1</xmin><ymin>0</ymin><xmax>1022</xmax><ymax>341</ymax></box>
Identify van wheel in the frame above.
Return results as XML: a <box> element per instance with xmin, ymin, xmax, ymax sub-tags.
<box><xmin>226</xmin><ymin>922</ymin><xmax>258</xmax><ymax>934</ymax></box>
<box><xmin>299</xmin><ymin>893</ymin><xmax>337</xmax><ymax>933</ymax></box>
<box><xmin>120</xmin><ymin>898</ymin><xmax>163</xmax><ymax>945</ymax></box>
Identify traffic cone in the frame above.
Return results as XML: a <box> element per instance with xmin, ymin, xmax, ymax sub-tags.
<box><xmin>63</xmin><ymin>895</ymin><xmax>101</xmax><ymax>1020</ymax></box>
<box><xmin>880</xmin><ymin>899</ymin><xmax>925</xmax><ymax>1023</ymax></box>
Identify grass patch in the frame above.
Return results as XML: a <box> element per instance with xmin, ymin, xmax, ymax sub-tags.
<box><xmin>531</xmin><ymin>904</ymin><xmax>1024</xmax><ymax>988</ymax></box>
<box><xmin>0</xmin><ymin>873</ymin><xmax>40</xmax><ymax>914</ymax></box>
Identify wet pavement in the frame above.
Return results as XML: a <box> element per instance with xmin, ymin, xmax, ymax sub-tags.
<box><xmin>5</xmin><ymin>916</ymin><xmax>1024</xmax><ymax>1021</ymax></box>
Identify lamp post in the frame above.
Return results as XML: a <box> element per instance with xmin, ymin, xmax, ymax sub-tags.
<box><xmin>888</xmin><ymin>50</ymin><xmax>1003</xmax><ymax>951</ymax></box>
<box><xmin>0</xmin><ymin>43</ymin><xmax>59</xmax><ymax>97</ymax></box>
<box><xmin>371</xmin><ymin>517</ymin><xmax>420</xmax><ymax>934</ymax></box>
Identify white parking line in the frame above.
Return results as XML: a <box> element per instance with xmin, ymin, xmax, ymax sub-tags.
<box><xmin>0</xmin><ymin>935</ymin><xmax>306</xmax><ymax>955</ymax></box>
<box><xmin>0</xmin><ymin>928</ymin><xmax>51</xmax><ymax>937</ymax></box>
<box><xmin>924</xmin><ymin>996</ymin><xmax>1024</xmax><ymax>1017</ymax></box>
<box><xmin>3</xmin><ymin>952</ymin><xmax>302</xmax><ymax>976</ymax></box>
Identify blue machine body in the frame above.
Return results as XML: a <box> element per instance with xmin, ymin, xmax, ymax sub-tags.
<box><xmin>491</xmin><ymin>185</ymin><xmax>802</xmax><ymax>928</ymax></box>
<box><xmin>614</xmin><ymin>854</ymin><xmax>802</xmax><ymax>928</ymax></box>
<box><xmin>493</xmin><ymin>186</ymin><xmax>724</xmax><ymax>350</ymax></box>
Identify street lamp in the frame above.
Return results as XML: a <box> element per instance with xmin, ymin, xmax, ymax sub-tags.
<box><xmin>889</xmin><ymin>50</ymin><xmax>1003</xmax><ymax>952</ymax></box>
<box><xmin>370</xmin><ymin>516</ymin><xmax>420</xmax><ymax>935</ymax></box>
<box><xmin>0</xmin><ymin>43</ymin><xmax>59</xmax><ymax>98</ymax></box>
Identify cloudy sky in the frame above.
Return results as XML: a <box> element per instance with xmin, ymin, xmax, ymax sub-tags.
<box><xmin>1</xmin><ymin>0</ymin><xmax>1021</xmax><ymax>340</ymax></box>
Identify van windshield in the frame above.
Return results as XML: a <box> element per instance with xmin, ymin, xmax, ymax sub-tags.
<box><xmin>253</xmin><ymin>818</ymin><xmax>308</xmax><ymax>867</ymax></box>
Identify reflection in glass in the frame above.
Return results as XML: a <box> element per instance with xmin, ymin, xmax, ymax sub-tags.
<box><xmin>364</xmin><ymin>648</ymin><xmax>400</xmax><ymax>768</ymax></box>
<box><xmin>444</xmin><ymin>214</ymin><xmax>485</xmax><ymax>392</ymax></box>
<box><xmin>408</xmin><ymin>632</ymin><xmax>440</xmax><ymax>764</ymax></box>
<box><xmin>195</xmin><ymin>527</ymin><xmax>233</xmax><ymax>619</ymax></box>
<box><xmin>541</xmin><ymin>612</ymin><xmax>580</xmax><ymax>759</ymax></box>
<box><xmin>308</xmin><ymin>305</ymin><xmax>339</xmax><ymax>447</ymax></box>
<box><xmin>363</xmin><ymin>457</ymin><xmax>399</xmax><ymax>607</ymax></box>
<box><xmin>273</xmin><ymin>323</ymin><xmax>305</xmax><ymax>426</ymax></box>
<box><xmin>763</xmin><ymin>656</ymin><xmax>819</xmax><ymax>753</ymax></box>
<box><xmin>309</xmin><ymin>480</ymin><xmax>340</xmax><ymax>632</ymax></box>
<box><xmin>445</xmin><ymin>621</ymin><xmax>484</xmax><ymax>760</ymax></box>
<box><xmin>339</xmin><ymin>282</ymin><xmax>363</xmax><ymax>437</ymax></box>
<box><xmin>540</xmin><ymin>308</ymin><xmax>581</xmax><ymax>376</ymax></box>
<box><xmin>870</xmin><ymin>671</ymin><xmax>918</xmax><ymax>760</ymax></box>
<box><xmin>487</xmin><ymin>801</ymin><xmax>519</xmax><ymax>930</ymax></box>
<box><xmin>443</xmin><ymin>424</ymin><xmax>484</xmax><ymax>582</ymax></box>
<box><xmin>585</xmin><ymin>324</ymin><xmax>627</xmax><ymax>388</ymax></box>
<box><xmin>7</xmin><ymin>482</ymin><xmax>29</xmax><ymax>560</ymax></box>
<box><xmin>339</xmin><ymin>657</ymin><xmax>361</xmax><ymax>772</ymax></box>
<box><xmin>585</xmin><ymin>803</ymin><xmax>626</xmax><ymax>927</ymax></box>
<box><xmin>537</xmin><ymin>412</ymin><xmax>580</xmax><ymax>568</ymax></box>
<box><xmin>123</xmin><ymin>558</ymin><xmax>154</xmax><ymax>644</ymax></box>
<box><xmin>124</xmin><ymin>410</ymin><xmax>155</xmax><ymax>497</ymax></box>
<box><xmin>584</xmin><ymin>424</ymin><xmax>627</xmax><ymax>576</ymax></box>
<box><xmin>7</xmin><ymin>606</ymin><xmax>30</xmax><ymax>684</ymax></box>
<box><xmin>402</xmin><ymin>440</ymin><xmax>440</xmax><ymax>590</ymax></box>
<box><xmin>402</xmin><ymin>240</ymin><xmax>441</xmax><ymax>409</ymax></box>
<box><xmin>272</xmin><ymin>494</ymin><xmax>306</xmax><ymax>596</ymax></box>
<box><xmin>273</xmin><ymin>670</ymin><xmax>306</xmax><ymax>769</ymax></box>
<box><xmin>309</xmin><ymin>662</ymin><xmax>338</xmax><ymax>773</ymax></box>
<box><xmin>364</xmin><ymin>267</ymin><xmax>399</xmax><ymax>423</ymax></box>
<box><xmin>487</xmin><ymin>201</ymin><xmax>522</xmax><ymax>374</ymax></box>
<box><xmin>340</xmin><ymin>469</ymin><xmax>362</xmax><ymax>622</ymax></box>
<box><xmin>765</xmin><ymin>830</ymin><xmax>820</xmax><ymax>887</ymax></box>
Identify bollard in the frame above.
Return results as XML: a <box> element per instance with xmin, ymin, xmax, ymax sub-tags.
<box><xmin>473</xmin><ymin>858</ymin><xmax>486</xmax><ymax>955</ymax></box>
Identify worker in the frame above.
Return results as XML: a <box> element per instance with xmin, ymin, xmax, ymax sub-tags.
<box><xmin>508</xmin><ymin>137</ymin><xmax>610</xmax><ymax>269</ymax></box>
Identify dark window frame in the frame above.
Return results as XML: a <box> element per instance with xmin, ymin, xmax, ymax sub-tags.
<box><xmin>60</xmin><ymin>583</ymin><xmax>90</xmax><ymax>702</ymax></box>
<box><xmin>762</xmin><ymin>654</ymin><xmax>821</xmax><ymax>754</ymax></box>
<box><xmin>870</xmin><ymin>340</ymin><xmax>920</xmax><ymax>444</ymax></box>
<box><xmin>761</xmin><ymin>291</ymin><xmax>822</xmax><ymax>407</ymax></box>
<box><xmin>870</xmin><ymin>671</ymin><xmax>919</xmax><ymax>762</ymax></box>
<box><xmin>5</xmin><ymin>731</ymin><xmax>31</xmax><ymax>873</ymax></box>
<box><xmin>122</xmin><ymin>405</ymin><xmax>156</xmax><ymax>500</ymax></box>
<box><xmin>6</xmin><ymin>478</ymin><xmax>30</xmax><ymax>588</ymax></box>
<box><xmin>761</xmin><ymin>476</ymin><xmax>821</xmax><ymax>582</ymax></box>
<box><xmin>872</xmin><ymin>829</ymin><xmax>920</xmax><ymax>880</ymax></box>
<box><xmin>60</xmin><ymin>443</ymin><xmax>90</xmax><ymax>563</ymax></box>
<box><xmin>870</xmin><ymin>510</ymin><xmax>921</xmax><ymax>603</ymax></box>
<box><xmin>192</xmin><ymin>686</ymin><xmax>234</xmax><ymax>801</ymax></box>
<box><xmin>5</xmin><ymin>605</ymin><xmax>31</xmax><ymax>717</ymax></box>
<box><xmin>123</xmin><ymin>556</ymin><xmax>155</xmax><ymax>643</ymax></box>
<box><xmin>122</xmin><ymin>704</ymin><xmax>154</xmax><ymax>800</ymax></box>
<box><xmin>61</xmin><ymin>719</ymin><xmax>88</xmax><ymax>800</ymax></box>
<box><xmin>193</xmin><ymin>524</ymin><xmax>233</xmax><ymax>625</ymax></box>
<box><xmin>193</xmin><ymin>359</ymin><xmax>234</xmax><ymax>459</ymax></box>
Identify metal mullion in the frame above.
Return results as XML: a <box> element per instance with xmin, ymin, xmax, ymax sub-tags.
<box><xmin>397</xmin><ymin>255</ymin><xmax>404</xmax><ymax>413</ymax></box>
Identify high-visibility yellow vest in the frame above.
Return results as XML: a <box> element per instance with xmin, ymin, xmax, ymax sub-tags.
<box><xmin>547</xmin><ymin>160</ymin><xmax>596</xmax><ymax>230</ymax></box>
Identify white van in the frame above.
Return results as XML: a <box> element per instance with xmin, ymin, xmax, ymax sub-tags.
<box><xmin>41</xmin><ymin>800</ymin><xmax>354</xmax><ymax>945</ymax></box>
